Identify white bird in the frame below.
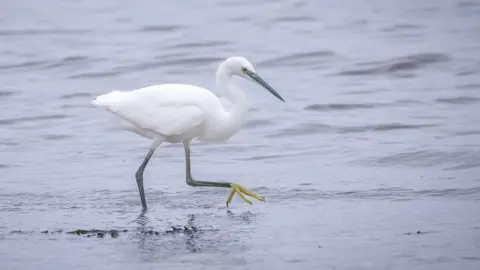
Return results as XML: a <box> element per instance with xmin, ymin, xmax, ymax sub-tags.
<box><xmin>92</xmin><ymin>56</ymin><xmax>285</xmax><ymax>211</ymax></box>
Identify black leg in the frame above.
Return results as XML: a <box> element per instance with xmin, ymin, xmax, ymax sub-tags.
<box><xmin>183</xmin><ymin>142</ymin><xmax>230</xmax><ymax>188</ymax></box>
<box><xmin>135</xmin><ymin>148</ymin><xmax>156</xmax><ymax>211</ymax></box>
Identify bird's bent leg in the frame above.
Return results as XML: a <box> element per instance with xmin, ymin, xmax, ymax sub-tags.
<box><xmin>183</xmin><ymin>142</ymin><xmax>264</xmax><ymax>207</ymax></box>
<box><xmin>135</xmin><ymin>147</ymin><xmax>156</xmax><ymax>211</ymax></box>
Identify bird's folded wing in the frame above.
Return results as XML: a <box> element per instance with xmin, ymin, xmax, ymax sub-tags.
<box><xmin>103</xmin><ymin>98</ymin><xmax>205</xmax><ymax>137</ymax></box>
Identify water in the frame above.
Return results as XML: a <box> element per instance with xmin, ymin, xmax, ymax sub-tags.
<box><xmin>1</xmin><ymin>0</ymin><xmax>479</xmax><ymax>269</ymax></box>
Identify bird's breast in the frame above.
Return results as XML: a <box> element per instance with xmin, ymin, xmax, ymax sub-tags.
<box><xmin>197</xmin><ymin>111</ymin><xmax>242</xmax><ymax>142</ymax></box>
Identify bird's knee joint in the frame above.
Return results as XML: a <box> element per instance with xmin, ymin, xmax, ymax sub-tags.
<box><xmin>135</xmin><ymin>171</ymin><xmax>143</xmax><ymax>181</ymax></box>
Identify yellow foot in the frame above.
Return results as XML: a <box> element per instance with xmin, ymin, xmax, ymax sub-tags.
<box><xmin>226</xmin><ymin>183</ymin><xmax>265</xmax><ymax>207</ymax></box>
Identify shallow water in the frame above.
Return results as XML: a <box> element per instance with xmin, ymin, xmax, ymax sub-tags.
<box><xmin>1</xmin><ymin>0</ymin><xmax>480</xmax><ymax>269</ymax></box>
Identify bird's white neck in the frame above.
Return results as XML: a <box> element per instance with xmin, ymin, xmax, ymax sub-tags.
<box><xmin>216</xmin><ymin>66</ymin><xmax>249</xmax><ymax>123</ymax></box>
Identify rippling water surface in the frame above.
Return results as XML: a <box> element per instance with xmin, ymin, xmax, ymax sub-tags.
<box><xmin>1</xmin><ymin>0</ymin><xmax>479</xmax><ymax>269</ymax></box>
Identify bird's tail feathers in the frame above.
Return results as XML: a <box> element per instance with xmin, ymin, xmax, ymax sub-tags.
<box><xmin>92</xmin><ymin>90</ymin><xmax>126</xmax><ymax>107</ymax></box>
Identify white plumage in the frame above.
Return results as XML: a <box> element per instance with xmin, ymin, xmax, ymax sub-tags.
<box><xmin>92</xmin><ymin>56</ymin><xmax>285</xmax><ymax>211</ymax></box>
<box><xmin>92</xmin><ymin>84</ymin><xmax>225</xmax><ymax>143</ymax></box>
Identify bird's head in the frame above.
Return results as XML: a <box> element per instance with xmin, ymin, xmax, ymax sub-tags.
<box><xmin>222</xmin><ymin>56</ymin><xmax>285</xmax><ymax>102</ymax></box>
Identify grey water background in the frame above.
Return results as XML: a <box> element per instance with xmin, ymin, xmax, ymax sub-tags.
<box><xmin>1</xmin><ymin>0</ymin><xmax>479</xmax><ymax>269</ymax></box>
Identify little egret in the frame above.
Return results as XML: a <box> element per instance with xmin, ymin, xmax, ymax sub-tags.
<box><xmin>92</xmin><ymin>56</ymin><xmax>285</xmax><ymax>211</ymax></box>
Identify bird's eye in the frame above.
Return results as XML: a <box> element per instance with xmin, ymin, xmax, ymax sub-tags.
<box><xmin>241</xmin><ymin>67</ymin><xmax>248</xmax><ymax>73</ymax></box>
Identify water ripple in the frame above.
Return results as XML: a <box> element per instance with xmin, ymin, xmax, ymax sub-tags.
<box><xmin>139</xmin><ymin>25</ymin><xmax>185</xmax><ymax>33</ymax></box>
<box><xmin>304</xmin><ymin>103</ymin><xmax>387</xmax><ymax>112</ymax></box>
<box><xmin>334</xmin><ymin>53</ymin><xmax>451</xmax><ymax>76</ymax></box>
<box><xmin>258</xmin><ymin>50</ymin><xmax>336</xmax><ymax>68</ymax></box>
<box><xmin>0</xmin><ymin>60</ymin><xmax>50</xmax><ymax>71</ymax></box>
<box><xmin>0</xmin><ymin>91</ymin><xmax>15</xmax><ymax>98</ymax></box>
<box><xmin>70</xmin><ymin>56</ymin><xmax>224</xmax><ymax>79</ymax></box>
<box><xmin>269</xmin><ymin>122</ymin><xmax>437</xmax><ymax>138</ymax></box>
<box><xmin>436</xmin><ymin>96</ymin><xmax>480</xmax><ymax>105</ymax></box>
<box><xmin>47</xmin><ymin>56</ymin><xmax>103</xmax><ymax>69</ymax></box>
<box><xmin>237</xmin><ymin>154</ymin><xmax>286</xmax><ymax>161</ymax></box>
<box><xmin>42</xmin><ymin>134</ymin><xmax>73</xmax><ymax>141</ymax></box>
<box><xmin>4</xmin><ymin>186</ymin><xmax>478</xmax><ymax>212</ymax></box>
<box><xmin>243</xmin><ymin>119</ymin><xmax>275</xmax><ymax>129</ymax></box>
<box><xmin>170</xmin><ymin>41</ymin><xmax>232</xmax><ymax>49</ymax></box>
<box><xmin>274</xmin><ymin>15</ymin><xmax>316</xmax><ymax>23</ymax></box>
<box><xmin>261</xmin><ymin>187</ymin><xmax>480</xmax><ymax>202</ymax></box>
<box><xmin>60</xmin><ymin>92</ymin><xmax>92</xmax><ymax>99</ymax></box>
<box><xmin>267</xmin><ymin>123</ymin><xmax>334</xmax><ymax>138</ymax></box>
<box><xmin>0</xmin><ymin>164</ymin><xmax>10</xmax><ymax>169</ymax></box>
<box><xmin>358</xmin><ymin>149</ymin><xmax>480</xmax><ymax>170</ymax></box>
<box><xmin>382</xmin><ymin>23</ymin><xmax>422</xmax><ymax>33</ymax></box>
<box><xmin>338</xmin><ymin>123</ymin><xmax>438</xmax><ymax>133</ymax></box>
<box><xmin>0</xmin><ymin>29</ymin><xmax>91</xmax><ymax>36</ymax></box>
<box><xmin>0</xmin><ymin>115</ymin><xmax>69</xmax><ymax>126</ymax></box>
<box><xmin>456</xmin><ymin>83</ymin><xmax>480</xmax><ymax>90</ymax></box>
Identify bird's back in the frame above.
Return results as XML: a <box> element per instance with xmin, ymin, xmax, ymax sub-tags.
<box><xmin>93</xmin><ymin>84</ymin><xmax>224</xmax><ymax>141</ymax></box>
<box><xmin>93</xmin><ymin>84</ymin><xmax>220</xmax><ymax>109</ymax></box>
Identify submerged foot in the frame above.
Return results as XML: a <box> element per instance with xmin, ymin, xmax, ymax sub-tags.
<box><xmin>226</xmin><ymin>183</ymin><xmax>265</xmax><ymax>207</ymax></box>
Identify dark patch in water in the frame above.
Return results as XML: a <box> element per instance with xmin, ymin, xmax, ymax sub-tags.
<box><xmin>458</xmin><ymin>1</ymin><xmax>480</xmax><ymax>8</ymax></box>
<box><xmin>304</xmin><ymin>103</ymin><xmax>387</xmax><ymax>112</ymax></box>
<box><xmin>395</xmin><ymin>99</ymin><xmax>425</xmax><ymax>105</ymax></box>
<box><xmin>436</xmin><ymin>96</ymin><xmax>480</xmax><ymax>105</ymax></box>
<box><xmin>453</xmin><ymin>130</ymin><xmax>480</xmax><ymax>136</ymax></box>
<box><xmin>0</xmin><ymin>141</ymin><xmax>18</xmax><ymax>146</ymax></box>
<box><xmin>335</xmin><ymin>53</ymin><xmax>450</xmax><ymax>76</ymax></box>
<box><xmin>359</xmin><ymin>149</ymin><xmax>480</xmax><ymax>170</ymax></box>
<box><xmin>229</xmin><ymin>16</ymin><xmax>251</xmax><ymax>22</ymax></box>
<box><xmin>0</xmin><ymin>29</ymin><xmax>91</xmax><ymax>36</ymax></box>
<box><xmin>259</xmin><ymin>50</ymin><xmax>336</xmax><ymax>68</ymax></box>
<box><xmin>43</xmin><ymin>134</ymin><xmax>73</xmax><ymax>140</ymax></box>
<box><xmin>170</xmin><ymin>40</ymin><xmax>231</xmax><ymax>49</ymax></box>
<box><xmin>68</xmin><ymin>229</ymin><xmax>128</xmax><ymax>238</ymax></box>
<box><xmin>269</xmin><ymin>122</ymin><xmax>436</xmax><ymax>138</ymax></box>
<box><xmin>60</xmin><ymin>92</ymin><xmax>92</xmax><ymax>99</ymax></box>
<box><xmin>0</xmin><ymin>91</ymin><xmax>15</xmax><ymax>98</ymax></box>
<box><xmin>447</xmin><ymin>160</ymin><xmax>480</xmax><ymax>171</ymax></box>
<box><xmin>239</xmin><ymin>154</ymin><xmax>285</xmax><ymax>161</ymax></box>
<box><xmin>404</xmin><ymin>230</ymin><xmax>430</xmax><ymax>235</ymax></box>
<box><xmin>274</xmin><ymin>15</ymin><xmax>316</xmax><ymax>23</ymax></box>
<box><xmin>344</xmin><ymin>89</ymin><xmax>383</xmax><ymax>95</ymax></box>
<box><xmin>243</xmin><ymin>119</ymin><xmax>275</xmax><ymax>129</ymax></box>
<box><xmin>0</xmin><ymin>114</ymin><xmax>69</xmax><ymax>126</ymax></box>
<box><xmin>136</xmin><ymin>56</ymin><xmax>224</xmax><ymax>71</ymax></box>
<box><xmin>0</xmin><ymin>164</ymin><xmax>10</xmax><ymax>169</ymax></box>
<box><xmin>382</xmin><ymin>23</ymin><xmax>422</xmax><ymax>32</ymax></box>
<box><xmin>456</xmin><ymin>83</ymin><xmax>480</xmax><ymax>90</ymax></box>
<box><xmin>47</xmin><ymin>56</ymin><xmax>101</xmax><ymax>69</ymax></box>
<box><xmin>0</xmin><ymin>60</ymin><xmax>50</xmax><ymax>70</ymax></box>
<box><xmin>69</xmin><ymin>70</ymin><xmax>123</xmax><ymax>79</ymax></box>
<box><xmin>61</xmin><ymin>104</ymin><xmax>90</xmax><ymax>109</ymax></box>
<box><xmin>456</xmin><ymin>67</ymin><xmax>479</xmax><ymax>77</ymax></box>
<box><xmin>267</xmin><ymin>123</ymin><xmax>335</xmax><ymax>138</ymax></box>
<box><xmin>70</xmin><ymin>56</ymin><xmax>224</xmax><ymax>79</ymax></box>
<box><xmin>338</xmin><ymin>123</ymin><xmax>437</xmax><ymax>133</ymax></box>
<box><xmin>140</xmin><ymin>25</ymin><xmax>185</xmax><ymax>32</ymax></box>
<box><xmin>10</xmin><ymin>225</ymin><xmax>213</xmax><ymax>239</ymax></box>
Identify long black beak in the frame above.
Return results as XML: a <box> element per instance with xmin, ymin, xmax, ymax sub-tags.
<box><xmin>245</xmin><ymin>70</ymin><xmax>285</xmax><ymax>102</ymax></box>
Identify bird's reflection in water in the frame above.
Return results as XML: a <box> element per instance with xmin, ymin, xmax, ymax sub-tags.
<box><xmin>184</xmin><ymin>214</ymin><xmax>198</xmax><ymax>253</ymax></box>
<box><xmin>126</xmin><ymin>209</ymin><xmax>253</xmax><ymax>263</ymax></box>
<box><xmin>131</xmin><ymin>212</ymin><xmax>204</xmax><ymax>256</ymax></box>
